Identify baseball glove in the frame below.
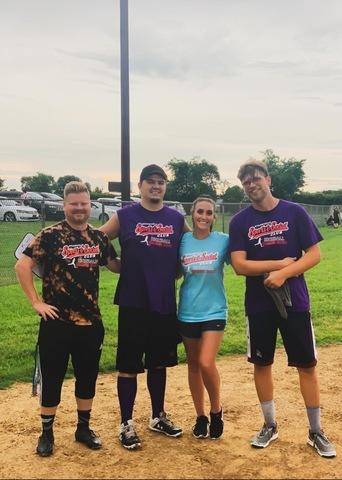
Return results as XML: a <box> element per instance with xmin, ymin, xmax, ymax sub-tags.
<box><xmin>264</xmin><ymin>273</ymin><xmax>292</xmax><ymax>319</ymax></box>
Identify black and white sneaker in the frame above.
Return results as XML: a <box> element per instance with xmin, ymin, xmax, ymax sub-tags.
<box><xmin>119</xmin><ymin>420</ymin><xmax>141</xmax><ymax>450</ymax></box>
<box><xmin>149</xmin><ymin>412</ymin><xmax>183</xmax><ymax>437</ymax></box>
<box><xmin>192</xmin><ymin>415</ymin><xmax>209</xmax><ymax>439</ymax></box>
<box><xmin>209</xmin><ymin>410</ymin><xmax>224</xmax><ymax>439</ymax></box>
<box><xmin>307</xmin><ymin>430</ymin><xmax>336</xmax><ymax>458</ymax></box>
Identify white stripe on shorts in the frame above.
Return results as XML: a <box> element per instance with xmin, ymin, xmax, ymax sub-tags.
<box><xmin>246</xmin><ymin>316</ymin><xmax>251</xmax><ymax>359</ymax></box>
<box><xmin>310</xmin><ymin>318</ymin><xmax>317</xmax><ymax>360</ymax></box>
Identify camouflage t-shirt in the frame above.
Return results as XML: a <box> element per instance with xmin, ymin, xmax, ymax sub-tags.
<box><xmin>24</xmin><ymin>220</ymin><xmax>117</xmax><ymax>325</ymax></box>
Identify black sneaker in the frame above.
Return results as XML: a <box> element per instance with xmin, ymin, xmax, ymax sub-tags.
<box><xmin>119</xmin><ymin>420</ymin><xmax>141</xmax><ymax>450</ymax></box>
<box><xmin>75</xmin><ymin>426</ymin><xmax>102</xmax><ymax>450</ymax></box>
<box><xmin>149</xmin><ymin>412</ymin><xmax>183</xmax><ymax>437</ymax></box>
<box><xmin>209</xmin><ymin>409</ymin><xmax>224</xmax><ymax>439</ymax></box>
<box><xmin>192</xmin><ymin>415</ymin><xmax>209</xmax><ymax>439</ymax></box>
<box><xmin>36</xmin><ymin>430</ymin><xmax>54</xmax><ymax>457</ymax></box>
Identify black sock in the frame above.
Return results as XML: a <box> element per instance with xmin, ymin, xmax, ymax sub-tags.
<box><xmin>77</xmin><ymin>409</ymin><xmax>91</xmax><ymax>429</ymax></box>
<box><xmin>117</xmin><ymin>376</ymin><xmax>137</xmax><ymax>423</ymax></box>
<box><xmin>41</xmin><ymin>414</ymin><xmax>55</xmax><ymax>437</ymax></box>
<box><xmin>147</xmin><ymin>368</ymin><xmax>166</xmax><ymax>419</ymax></box>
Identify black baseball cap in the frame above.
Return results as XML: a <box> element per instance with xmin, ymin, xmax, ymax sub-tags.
<box><xmin>139</xmin><ymin>164</ymin><xmax>167</xmax><ymax>182</ymax></box>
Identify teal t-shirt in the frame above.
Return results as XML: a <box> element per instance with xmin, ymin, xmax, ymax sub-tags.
<box><xmin>178</xmin><ymin>231</ymin><xmax>230</xmax><ymax>322</ymax></box>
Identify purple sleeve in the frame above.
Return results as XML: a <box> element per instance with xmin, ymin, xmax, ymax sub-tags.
<box><xmin>295</xmin><ymin>205</ymin><xmax>323</xmax><ymax>250</ymax></box>
<box><xmin>228</xmin><ymin>215</ymin><xmax>247</xmax><ymax>253</ymax></box>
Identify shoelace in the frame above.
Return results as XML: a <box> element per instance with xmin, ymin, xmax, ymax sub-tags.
<box><xmin>313</xmin><ymin>431</ymin><xmax>328</xmax><ymax>444</ymax></box>
<box><xmin>160</xmin><ymin>414</ymin><xmax>174</xmax><ymax>427</ymax></box>
<box><xmin>260</xmin><ymin>424</ymin><xmax>274</xmax><ymax>436</ymax></box>
<box><xmin>124</xmin><ymin>424</ymin><xmax>138</xmax><ymax>439</ymax></box>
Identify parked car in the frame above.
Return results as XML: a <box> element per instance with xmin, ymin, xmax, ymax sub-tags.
<box><xmin>39</xmin><ymin>192</ymin><xmax>63</xmax><ymax>202</ymax></box>
<box><xmin>0</xmin><ymin>196</ymin><xmax>39</xmax><ymax>222</ymax></box>
<box><xmin>0</xmin><ymin>190</ymin><xmax>24</xmax><ymax>199</ymax></box>
<box><xmin>96</xmin><ymin>197</ymin><xmax>122</xmax><ymax>208</ymax></box>
<box><xmin>90</xmin><ymin>201</ymin><xmax>119</xmax><ymax>222</ymax></box>
<box><xmin>21</xmin><ymin>192</ymin><xmax>64</xmax><ymax>220</ymax></box>
<box><xmin>164</xmin><ymin>201</ymin><xmax>187</xmax><ymax>216</ymax></box>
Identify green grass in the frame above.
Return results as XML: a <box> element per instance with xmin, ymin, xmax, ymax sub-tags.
<box><xmin>0</xmin><ymin>226</ymin><xmax>341</xmax><ymax>389</ymax></box>
<box><xmin>0</xmin><ymin>219</ymin><xmax>120</xmax><ymax>286</ymax></box>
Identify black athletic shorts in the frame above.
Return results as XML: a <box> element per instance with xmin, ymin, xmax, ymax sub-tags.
<box><xmin>178</xmin><ymin>319</ymin><xmax>226</xmax><ymax>339</ymax></box>
<box><xmin>246</xmin><ymin>311</ymin><xmax>317</xmax><ymax>368</ymax></box>
<box><xmin>116</xmin><ymin>306</ymin><xmax>181</xmax><ymax>374</ymax></box>
<box><xmin>37</xmin><ymin>319</ymin><xmax>104</xmax><ymax>407</ymax></box>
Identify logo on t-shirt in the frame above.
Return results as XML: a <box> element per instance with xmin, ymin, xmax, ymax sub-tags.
<box><xmin>61</xmin><ymin>244</ymin><xmax>100</xmax><ymax>267</ymax></box>
<box><xmin>135</xmin><ymin>223</ymin><xmax>174</xmax><ymax>247</ymax></box>
<box><xmin>248</xmin><ymin>221</ymin><xmax>289</xmax><ymax>247</ymax></box>
<box><xmin>181</xmin><ymin>251</ymin><xmax>218</xmax><ymax>273</ymax></box>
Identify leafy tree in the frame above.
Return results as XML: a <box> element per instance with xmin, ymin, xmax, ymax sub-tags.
<box><xmin>222</xmin><ymin>185</ymin><xmax>245</xmax><ymax>202</ymax></box>
<box><xmin>0</xmin><ymin>178</ymin><xmax>5</xmax><ymax>189</ymax></box>
<box><xmin>21</xmin><ymin>172</ymin><xmax>56</xmax><ymax>193</ymax></box>
<box><xmin>294</xmin><ymin>189</ymin><xmax>342</xmax><ymax>205</ymax></box>
<box><xmin>55</xmin><ymin>175</ymin><xmax>81</xmax><ymax>195</ymax></box>
<box><xmin>165</xmin><ymin>157</ymin><xmax>220</xmax><ymax>202</ymax></box>
<box><xmin>262</xmin><ymin>149</ymin><xmax>306</xmax><ymax>200</ymax></box>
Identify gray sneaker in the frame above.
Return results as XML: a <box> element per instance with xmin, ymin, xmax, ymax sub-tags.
<box><xmin>307</xmin><ymin>430</ymin><xmax>336</xmax><ymax>458</ymax></box>
<box><xmin>251</xmin><ymin>423</ymin><xmax>278</xmax><ymax>448</ymax></box>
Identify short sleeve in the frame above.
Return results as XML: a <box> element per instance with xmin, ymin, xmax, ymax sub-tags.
<box><xmin>23</xmin><ymin>231</ymin><xmax>50</xmax><ymax>263</ymax></box>
<box><xmin>295</xmin><ymin>205</ymin><xmax>323</xmax><ymax>250</ymax></box>
<box><xmin>228</xmin><ymin>215</ymin><xmax>247</xmax><ymax>253</ymax></box>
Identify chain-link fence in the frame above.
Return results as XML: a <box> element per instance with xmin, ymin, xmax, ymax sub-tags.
<box><xmin>0</xmin><ymin>199</ymin><xmax>339</xmax><ymax>286</ymax></box>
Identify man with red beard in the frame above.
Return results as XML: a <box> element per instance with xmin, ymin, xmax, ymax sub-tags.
<box><xmin>15</xmin><ymin>181</ymin><xmax>120</xmax><ymax>457</ymax></box>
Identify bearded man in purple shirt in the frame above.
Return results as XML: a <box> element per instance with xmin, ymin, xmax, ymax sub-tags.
<box><xmin>100</xmin><ymin>164</ymin><xmax>190</xmax><ymax>450</ymax></box>
<box><xmin>229</xmin><ymin>159</ymin><xmax>336</xmax><ymax>458</ymax></box>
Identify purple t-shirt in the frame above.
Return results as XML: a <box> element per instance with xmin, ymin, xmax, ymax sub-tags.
<box><xmin>228</xmin><ymin>200</ymin><xmax>323</xmax><ymax>314</ymax></box>
<box><xmin>114</xmin><ymin>203</ymin><xmax>184</xmax><ymax>314</ymax></box>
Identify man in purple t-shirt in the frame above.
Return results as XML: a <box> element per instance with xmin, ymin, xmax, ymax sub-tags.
<box><xmin>229</xmin><ymin>159</ymin><xmax>336</xmax><ymax>458</ymax></box>
<box><xmin>100</xmin><ymin>164</ymin><xmax>190</xmax><ymax>450</ymax></box>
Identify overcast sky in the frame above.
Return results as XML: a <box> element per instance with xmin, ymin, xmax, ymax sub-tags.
<box><xmin>1</xmin><ymin>0</ymin><xmax>342</xmax><ymax>193</ymax></box>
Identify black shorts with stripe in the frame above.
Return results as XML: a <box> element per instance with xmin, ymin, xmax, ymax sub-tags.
<box><xmin>246</xmin><ymin>311</ymin><xmax>317</xmax><ymax>368</ymax></box>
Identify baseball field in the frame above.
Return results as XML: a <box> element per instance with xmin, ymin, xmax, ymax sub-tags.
<box><xmin>0</xmin><ymin>226</ymin><xmax>341</xmax><ymax>478</ymax></box>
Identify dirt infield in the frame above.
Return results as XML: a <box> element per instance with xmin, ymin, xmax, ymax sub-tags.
<box><xmin>0</xmin><ymin>345</ymin><xmax>340</xmax><ymax>479</ymax></box>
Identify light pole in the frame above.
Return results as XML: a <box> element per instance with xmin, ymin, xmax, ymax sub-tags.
<box><xmin>120</xmin><ymin>0</ymin><xmax>130</xmax><ymax>201</ymax></box>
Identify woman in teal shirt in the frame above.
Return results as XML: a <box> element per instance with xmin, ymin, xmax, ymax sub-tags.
<box><xmin>178</xmin><ymin>196</ymin><xmax>229</xmax><ymax>439</ymax></box>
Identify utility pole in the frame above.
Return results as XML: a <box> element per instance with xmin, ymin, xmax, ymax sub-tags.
<box><xmin>120</xmin><ymin>0</ymin><xmax>130</xmax><ymax>201</ymax></box>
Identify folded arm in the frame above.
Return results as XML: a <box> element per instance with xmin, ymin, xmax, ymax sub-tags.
<box><xmin>264</xmin><ymin>244</ymin><xmax>320</xmax><ymax>288</ymax></box>
<box><xmin>230</xmin><ymin>251</ymin><xmax>296</xmax><ymax>276</ymax></box>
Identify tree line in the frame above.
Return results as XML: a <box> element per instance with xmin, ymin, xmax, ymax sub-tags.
<box><xmin>1</xmin><ymin>150</ymin><xmax>341</xmax><ymax>204</ymax></box>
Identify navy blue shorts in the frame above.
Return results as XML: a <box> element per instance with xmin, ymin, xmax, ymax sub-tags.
<box><xmin>178</xmin><ymin>319</ymin><xmax>226</xmax><ymax>339</ymax></box>
<box><xmin>246</xmin><ymin>311</ymin><xmax>317</xmax><ymax>368</ymax></box>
